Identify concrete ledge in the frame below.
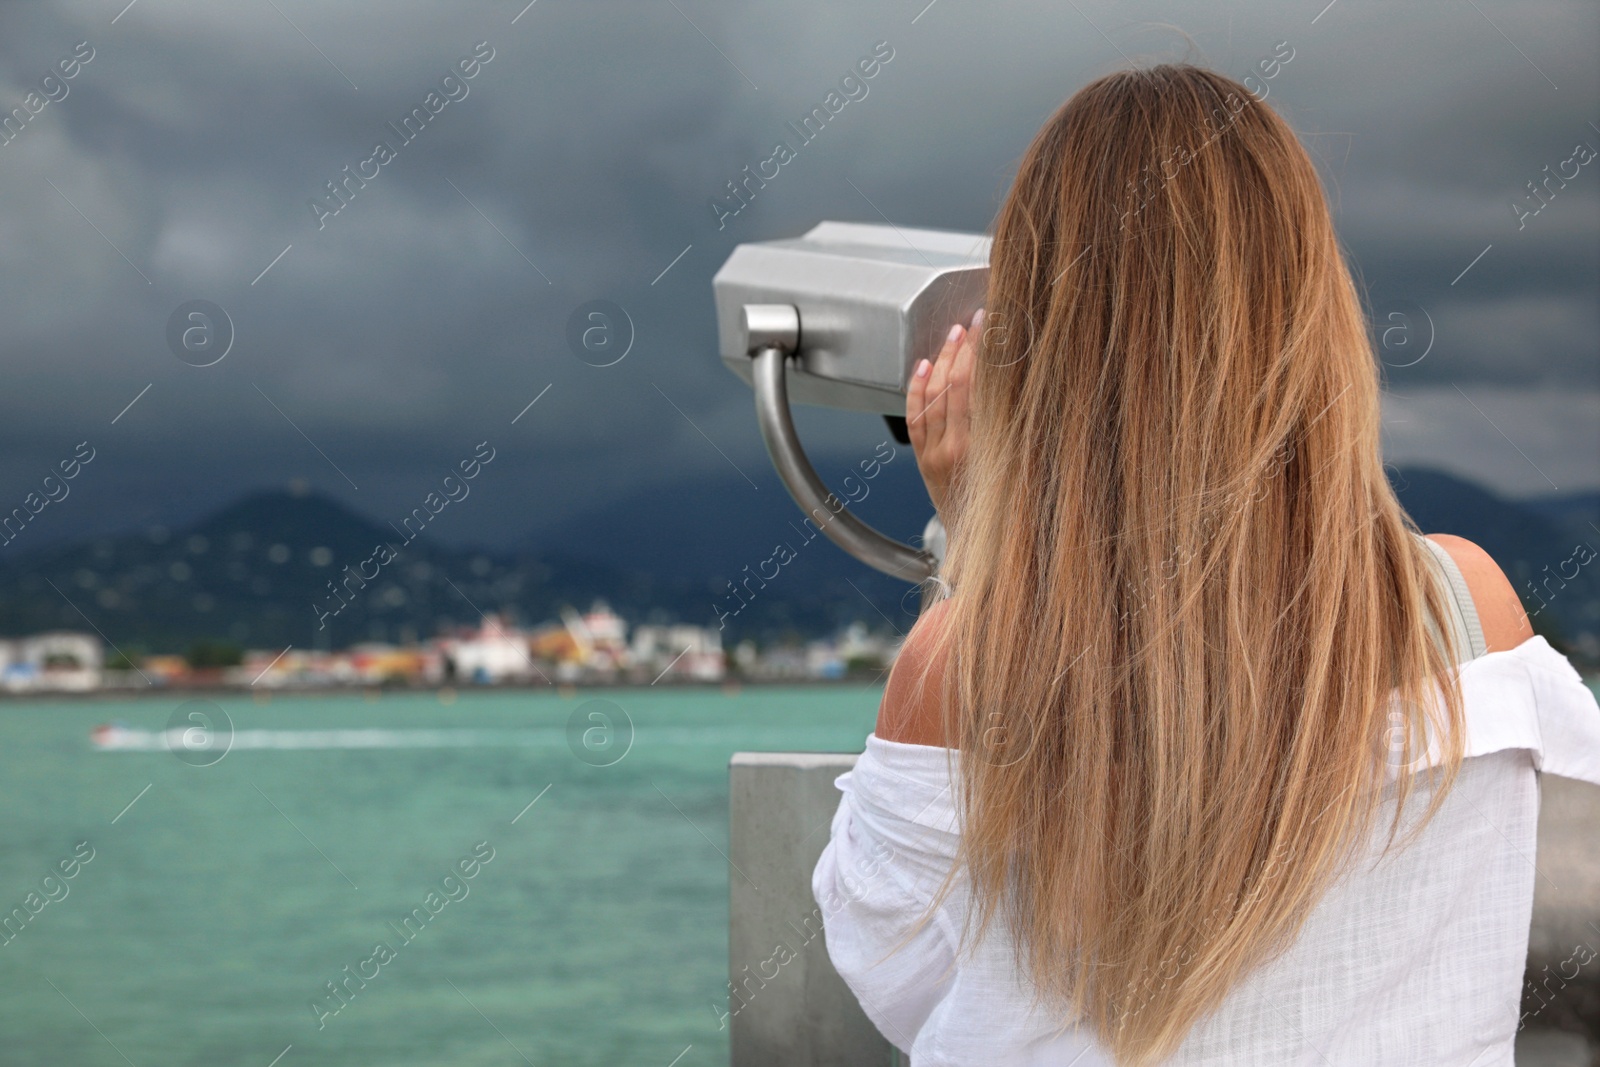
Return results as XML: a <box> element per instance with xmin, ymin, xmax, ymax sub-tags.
<box><xmin>1521</xmin><ymin>774</ymin><xmax>1600</xmax><ymax>1051</ymax></box>
<box><xmin>728</xmin><ymin>751</ymin><xmax>898</xmax><ymax>1067</ymax></box>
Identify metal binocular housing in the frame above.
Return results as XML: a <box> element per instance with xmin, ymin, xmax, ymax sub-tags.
<box><xmin>713</xmin><ymin>221</ymin><xmax>990</xmax><ymax>582</ymax></box>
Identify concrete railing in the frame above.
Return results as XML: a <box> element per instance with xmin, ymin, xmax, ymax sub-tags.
<box><xmin>727</xmin><ymin>752</ymin><xmax>903</xmax><ymax>1067</ymax></box>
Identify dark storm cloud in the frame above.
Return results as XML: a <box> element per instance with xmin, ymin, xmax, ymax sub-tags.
<box><xmin>0</xmin><ymin>0</ymin><xmax>1594</xmax><ymax>556</ymax></box>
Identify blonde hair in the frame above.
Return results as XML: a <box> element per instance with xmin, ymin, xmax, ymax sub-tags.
<box><xmin>925</xmin><ymin>64</ymin><xmax>1466</xmax><ymax>1064</ymax></box>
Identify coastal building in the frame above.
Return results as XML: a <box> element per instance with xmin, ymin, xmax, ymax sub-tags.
<box><xmin>631</xmin><ymin>623</ymin><xmax>726</xmax><ymax>682</ymax></box>
<box><xmin>528</xmin><ymin>621</ymin><xmax>582</xmax><ymax>665</ymax></box>
<box><xmin>346</xmin><ymin>643</ymin><xmax>441</xmax><ymax>685</ymax></box>
<box><xmin>441</xmin><ymin>614</ymin><xmax>536</xmax><ymax>684</ymax></box>
<box><xmin>559</xmin><ymin>600</ymin><xmax>631</xmax><ymax>673</ymax></box>
<box><xmin>0</xmin><ymin>631</ymin><xmax>102</xmax><ymax>692</ymax></box>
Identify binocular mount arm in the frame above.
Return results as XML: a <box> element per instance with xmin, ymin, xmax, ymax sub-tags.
<box><xmin>743</xmin><ymin>304</ymin><xmax>938</xmax><ymax>584</ymax></box>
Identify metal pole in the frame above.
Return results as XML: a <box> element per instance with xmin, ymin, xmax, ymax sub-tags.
<box><xmin>750</xmin><ymin>344</ymin><xmax>937</xmax><ymax>584</ymax></box>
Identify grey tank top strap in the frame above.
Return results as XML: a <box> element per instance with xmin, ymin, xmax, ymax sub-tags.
<box><xmin>1417</xmin><ymin>534</ymin><xmax>1489</xmax><ymax>663</ymax></box>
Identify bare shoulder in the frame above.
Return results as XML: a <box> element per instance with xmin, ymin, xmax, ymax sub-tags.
<box><xmin>1424</xmin><ymin>534</ymin><xmax>1536</xmax><ymax>653</ymax></box>
<box><xmin>875</xmin><ymin>594</ymin><xmax>956</xmax><ymax>747</ymax></box>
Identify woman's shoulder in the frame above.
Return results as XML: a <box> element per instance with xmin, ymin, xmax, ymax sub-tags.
<box><xmin>1422</xmin><ymin>533</ymin><xmax>1536</xmax><ymax>653</ymax></box>
<box><xmin>875</xmin><ymin>595</ymin><xmax>956</xmax><ymax>748</ymax></box>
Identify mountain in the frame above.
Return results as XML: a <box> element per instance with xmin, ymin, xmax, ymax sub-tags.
<box><xmin>0</xmin><ymin>484</ymin><xmax>928</xmax><ymax>654</ymax></box>
<box><xmin>523</xmin><ymin>444</ymin><xmax>936</xmax><ymax>582</ymax></box>
<box><xmin>0</xmin><ymin>468</ymin><xmax>1592</xmax><ymax>662</ymax></box>
<box><xmin>1387</xmin><ymin>468</ymin><xmax>1597</xmax><ymax>654</ymax></box>
<box><xmin>1388</xmin><ymin>468</ymin><xmax>1568</xmax><ymax>571</ymax></box>
<box><xmin>1518</xmin><ymin>489</ymin><xmax>1600</xmax><ymax>541</ymax></box>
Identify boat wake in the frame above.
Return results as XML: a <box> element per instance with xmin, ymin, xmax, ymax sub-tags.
<box><xmin>90</xmin><ymin>726</ymin><xmax>558</xmax><ymax>751</ymax></box>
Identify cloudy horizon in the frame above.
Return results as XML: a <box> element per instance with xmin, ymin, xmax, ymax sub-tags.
<box><xmin>1</xmin><ymin>0</ymin><xmax>1594</xmax><ymax>557</ymax></box>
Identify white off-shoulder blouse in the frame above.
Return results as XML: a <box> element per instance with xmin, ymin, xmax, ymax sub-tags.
<box><xmin>814</xmin><ymin>628</ymin><xmax>1600</xmax><ymax>1064</ymax></box>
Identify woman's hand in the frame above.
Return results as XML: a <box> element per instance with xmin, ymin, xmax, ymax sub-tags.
<box><xmin>908</xmin><ymin>308</ymin><xmax>982</xmax><ymax>520</ymax></box>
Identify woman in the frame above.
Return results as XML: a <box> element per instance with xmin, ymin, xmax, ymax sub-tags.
<box><xmin>812</xmin><ymin>64</ymin><xmax>1600</xmax><ymax>1065</ymax></box>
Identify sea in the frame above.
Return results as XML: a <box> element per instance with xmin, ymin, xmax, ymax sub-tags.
<box><xmin>0</xmin><ymin>684</ymin><xmax>884</xmax><ymax>1066</ymax></box>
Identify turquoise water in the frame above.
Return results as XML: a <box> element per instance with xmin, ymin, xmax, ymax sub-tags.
<box><xmin>0</xmin><ymin>686</ymin><xmax>883</xmax><ymax>1066</ymax></box>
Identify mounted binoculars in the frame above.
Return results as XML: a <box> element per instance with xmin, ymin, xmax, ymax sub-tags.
<box><xmin>713</xmin><ymin>221</ymin><xmax>990</xmax><ymax>581</ymax></box>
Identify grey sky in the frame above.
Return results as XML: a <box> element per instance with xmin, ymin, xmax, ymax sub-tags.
<box><xmin>0</xmin><ymin>0</ymin><xmax>1594</xmax><ymax>553</ymax></box>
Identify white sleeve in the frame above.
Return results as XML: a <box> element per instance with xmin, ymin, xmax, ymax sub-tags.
<box><xmin>1523</xmin><ymin>637</ymin><xmax>1600</xmax><ymax>785</ymax></box>
<box><xmin>811</xmin><ymin>739</ymin><xmax>965</xmax><ymax>1054</ymax></box>
<box><xmin>1456</xmin><ymin>636</ymin><xmax>1600</xmax><ymax>786</ymax></box>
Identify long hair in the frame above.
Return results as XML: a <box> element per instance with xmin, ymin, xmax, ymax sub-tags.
<box><xmin>925</xmin><ymin>64</ymin><xmax>1467</xmax><ymax>1064</ymax></box>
